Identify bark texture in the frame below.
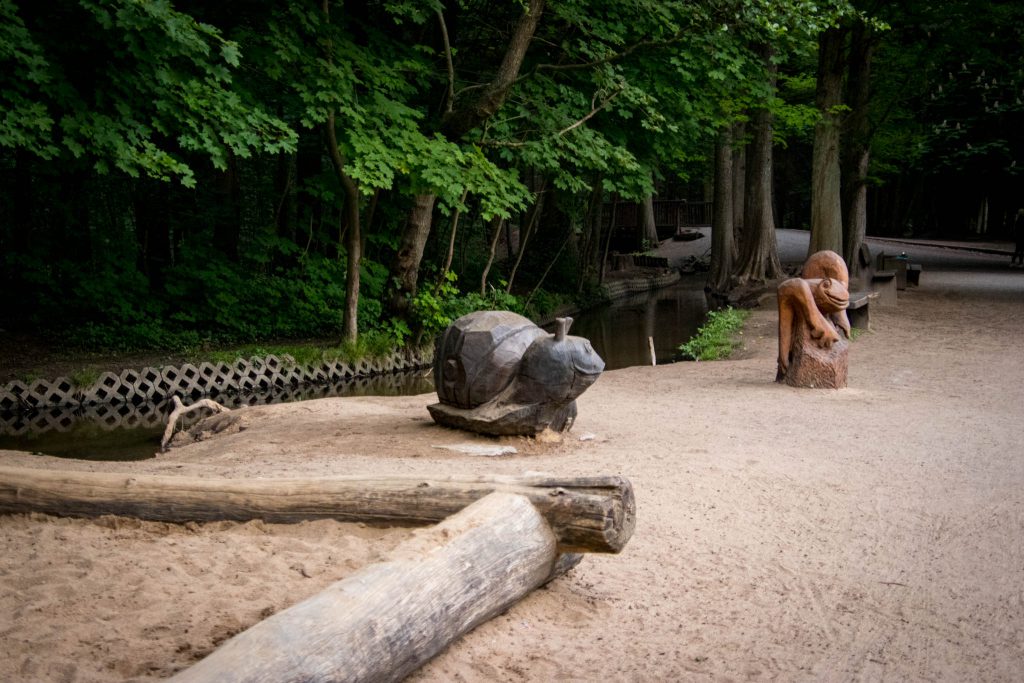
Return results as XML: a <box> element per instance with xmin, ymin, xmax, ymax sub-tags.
<box><xmin>387</xmin><ymin>0</ymin><xmax>546</xmax><ymax>317</ymax></box>
<box><xmin>733</xmin><ymin>47</ymin><xmax>782</xmax><ymax>287</ymax></box>
<box><xmin>809</xmin><ymin>27</ymin><xmax>847</xmax><ymax>256</ymax></box>
<box><xmin>842</xmin><ymin>22</ymin><xmax>874</xmax><ymax>280</ymax></box>
<box><xmin>0</xmin><ymin>467</ymin><xmax>636</xmax><ymax>554</ymax></box>
<box><xmin>708</xmin><ymin>127</ymin><xmax>734</xmax><ymax>295</ymax></box>
<box><xmin>170</xmin><ymin>493</ymin><xmax>560</xmax><ymax>683</ymax></box>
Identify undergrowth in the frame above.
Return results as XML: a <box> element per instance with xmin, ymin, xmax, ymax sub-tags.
<box><xmin>679</xmin><ymin>307</ymin><xmax>750</xmax><ymax>361</ymax></box>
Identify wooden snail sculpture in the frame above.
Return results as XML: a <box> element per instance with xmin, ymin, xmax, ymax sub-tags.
<box><xmin>776</xmin><ymin>250</ymin><xmax>851</xmax><ymax>388</ymax></box>
<box><xmin>428</xmin><ymin>310</ymin><xmax>605</xmax><ymax>436</ymax></box>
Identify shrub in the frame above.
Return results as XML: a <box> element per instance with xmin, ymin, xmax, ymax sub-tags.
<box><xmin>679</xmin><ymin>307</ymin><xmax>750</xmax><ymax>361</ymax></box>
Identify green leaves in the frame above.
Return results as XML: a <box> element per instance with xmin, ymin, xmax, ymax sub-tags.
<box><xmin>0</xmin><ymin>0</ymin><xmax>296</xmax><ymax>186</ymax></box>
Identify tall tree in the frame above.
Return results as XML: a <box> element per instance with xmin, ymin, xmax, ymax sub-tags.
<box><xmin>841</xmin><ymin>19</ymin><xmax>875</xmax><ymax>277</ymax></box>
<box><xmin>733</xmin><ymin>45</ymin><xmax>782</xmax><ymax>286</ymax></box>
<box><xmin>385</xmin><ymin>0</ymin><xmax>545</xmax><ymax>320</ymax></box>
<box><xmin>707</xmin><ymin>127</ymin><xmax>734</xmax><ymax>296</ymax></box>
<box><xmin>809</xmin><ymin>26</ymin><xmax>848</xmax><ymax>255</ymax></box>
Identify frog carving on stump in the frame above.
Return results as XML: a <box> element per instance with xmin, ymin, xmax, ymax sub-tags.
<box><xmin>428</xmin><ymin>311</ymin><xmax>605</xmax><ymax>436</ymax></box>
<box><xmin>776</xmin><ymin>250</ymin><xmax>851</xmax><ymax>389</ymax></box>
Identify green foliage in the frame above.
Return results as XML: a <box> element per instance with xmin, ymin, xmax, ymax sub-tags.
<box><xmin>68</xmin><ymin>367</ymin><xmax>101</xmax><ymax>389</ymax></box>
<box><xmin>0</xmin><ymin>0</ymin><xmax>296</xmax><ymax>186</ymax></box>
<box><xmin>679</xmin><ymin>307</ymin><xmax>751</xmax><ymax>361</ymax></box>
<box><xmin>409</xmin><ymin>271</ymin><xmax>525</xmax><ymax>341</ymax></box>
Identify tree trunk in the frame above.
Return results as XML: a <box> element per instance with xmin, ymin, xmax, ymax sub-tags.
<box><xmin>841</xmin><ymin>22</ymin><xmax>873</xmax><ymax>280</ymax></box>
<box><xmin>578</xmin><ymin>176</ymin><xmax>604</xmax><ymax>291</ymax></box>
<box><xmin>170</xmin><ymin>493</ymin><xmax>562</xmax><ymax>683</ymax></box>
<box><xmin>640</xmin><ymin>176</ymin><xmax>658</xmax><ymax>247</ymax></box>
<box><xmin>386</xmin><ymin>194</ymin><xmax>435</xmax><ymax>319</ymax></box>
<box><xmin>324</xmin><ymin>114</ymin><xmax>362</xmax><ymax>342</ymax></box>
<box><xmin>440</xmin><ymin>0</ymin><xmax>547</xmax><ymax>141</ymax></box>
<box><xmin>809</xmin><ymin>27</ymin><xmax>847</xmax><ymax>256</ymax></box>
<box><xmin>733</xmin><ymin>45</ymin><xmax>781</xmax><ymax>287</ymax></box>
<box><xmin>479</xmin><ymin>215</ymin><xmax>505</xmax><ymax>296</ymax></box>
<box><xmin>730</xmin><ymin>122</ymin><xmax>746</xmax><ymax>262</ymax></box>
<box><xmin>707</xmin><ymin>127</ymin><xmax>734</xmax><ymax>295</ymax></box>
<box><xmin>0</xmin><ymin>466</ymin><xmax>636</xmax><ymax>554</ymax></box>
<box><xmin>506</xmin><ymin>179</ymin><xmax>546</xmax><ymax>293</ymax></box>
<box><xmin>386</xmin><ymin>0</ymin><xmax>545</xmax><ymax>320</ymax></box>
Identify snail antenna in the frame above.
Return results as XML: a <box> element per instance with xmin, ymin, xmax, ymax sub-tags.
<box><xmin>555</xmin><ymin>317</ymin><xmax>573</xmax><ymax>341</ymax></box>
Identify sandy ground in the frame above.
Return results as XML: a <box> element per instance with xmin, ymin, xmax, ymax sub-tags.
<box><xmin>2</xmin><ymin>231</ymin><xmax>1024</xmax><ymax>681</ymax></box>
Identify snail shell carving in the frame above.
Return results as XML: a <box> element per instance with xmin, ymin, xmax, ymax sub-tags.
<box><xmin>429</xmin><ymin>310</ymin><xmax>605</xmax><ymax>436</ymax></box>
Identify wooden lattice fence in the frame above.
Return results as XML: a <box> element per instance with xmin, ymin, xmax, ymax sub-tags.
<box><xmin>0</xmin><ymin>350</ymin><xmax>433</xmax><ymax>436</ymax></box>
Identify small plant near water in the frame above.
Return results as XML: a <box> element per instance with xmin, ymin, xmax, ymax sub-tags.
<box><xmin>69</xmin><ymin>367</ymin><xmax>102</xmax><ymax>388</ymax></box>
<box><xmin>679</xmin><ymin>307</ymin><xmax>750</xmax><ymax>361</ymax></box>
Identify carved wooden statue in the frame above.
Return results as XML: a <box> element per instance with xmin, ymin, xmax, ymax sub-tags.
<box><xmin>776</xmin><ymin>250</ymin><xmax>851</xmax><ymax>388</ymax></box>
<box><xmin>428</xmin><ymin>311</ymin><xmax>605</xmax><ymax>436</ymax></box>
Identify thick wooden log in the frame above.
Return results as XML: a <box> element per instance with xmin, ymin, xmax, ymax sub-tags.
<box><xmin>0</xmin><ymin>466</ymin><xmax>635</xmax><ymax>553</ymax></box>
<box><xmin>171</xmin><ymin>492</ymin><xmax>559</xmax><ymax>683</ymax></box>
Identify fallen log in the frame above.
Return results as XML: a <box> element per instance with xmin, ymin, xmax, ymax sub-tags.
<box><xmin>0</xmin><ymin>466</ymin><xmax>635</xmax><ymax>553</ymax></box>
<box><xmin>171</xmin><ymin>492</ymin><xmax>559</xmax><ymax>683</ymax></box>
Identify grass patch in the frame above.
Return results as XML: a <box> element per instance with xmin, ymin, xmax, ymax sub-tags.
<box><xmin>69</xmin><ymin>367</ymin><xmax>102</xmax><ymax>388</ymax></box>
<box><xmin>679</xmin><ymin>307</ymin><xmax>751</xmax><ymax>361</ymax></box>
<box><xmin>200</xmin><ymin>332</ymin><xmax>414</xmax><ymax>368</ymax></box>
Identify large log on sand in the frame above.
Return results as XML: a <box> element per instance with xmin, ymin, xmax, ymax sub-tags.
<box><xmin>173</xmin><ymin>493</ymin><xmax>565</xmax><ymax>679</ymax></box>
<box><xmin>170</xmin><ymin>492</ymin><xmax>560</xmax><ymax>683</ymax></box>
<box><xmin>0</xmin><ymin>466</ymin><xmax>635</xmax><ymax>553</ymax></box>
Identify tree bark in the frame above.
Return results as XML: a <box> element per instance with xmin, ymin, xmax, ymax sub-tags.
<box><xmin>386</xmin><ymin>0</ymin><xmax>546</xmax><ymax>320</ymax></box>
<box><xmin>440</xmin><ymin>0</ymin><xmax>547</xmax><ymax>140</ymax></box>
<box><xmin>170</xmin><ymin>493</ymin><xmax>563</xmax><ymax>683</ymax></box>
<box><xmin>707</xmin><ymin>127</ymin><xmax>734</xmax><ymax>295</ymax></box>
<box><xmin>479</xmin><ymin>214</ymin><xmax>505</xmax><ymax>296</ymax></box>
<box><xmin>0</xmin><ymin>467</ymin><xmax>636</xmax><ymax>554</ymax></box>
<box><xmin>324</xmin><ymin>113</ymin><xmax>362</xmax><ymax>342</ymax></box>
<box><xmin>730</xmin><ymin>121</ymin><xmax>746</xmax><ymax>261</ymax></box>
<box><xmin>809</xmin><ymin>27</ymin><xmax>847</xmax><ymax>256</ymax></box>
<box><xmin>733</xmin><ymin>45</ymin><xmax>781</xmax><ymax>287</ymax></box>
<box><xmin>641</xmin><ymin>176</ymin><xmax>659</xmax><ymax>247</ymax></box>
<box><xmin>386</xmin><ymin>193</ymin><xmax>436</xmax><ymax>319</ymax></box>
<box><xmin>841</xmin><ymin>22</ymin><xmax>874</xmax><ymax>280</ymax></box>
<box><xmin>577</xmin><ymin>176</ymin><xmax>604</xmax><ymax>291</ymax></box>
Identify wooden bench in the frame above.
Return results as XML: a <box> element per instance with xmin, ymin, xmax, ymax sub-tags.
<box><xmin>846</xmin><ymin>290</ymin><xmax>878</xmax><ymax>331</ymax></box>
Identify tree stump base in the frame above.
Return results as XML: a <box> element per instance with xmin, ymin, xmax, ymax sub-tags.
<box><xmin>778</xmin><ymin>329</ymin><xmax>849</xmax><ymax>389</ymax></box>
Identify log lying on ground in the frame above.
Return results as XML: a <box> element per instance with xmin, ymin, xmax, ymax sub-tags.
<box><xmin>0</xmin><ymin>466</ymin><xmax>635</xmax><ymax>553</ymax></box>
<box><xmin>171</xmin><ymin>492</ymin><xmax>560</xmax><ymax>683</ymax></box>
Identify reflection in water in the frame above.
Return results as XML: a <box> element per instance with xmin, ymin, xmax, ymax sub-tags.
<box><xmin>566</xmin><ymin>277</ymin><xmax>708</xmax><ymax>370</ymax></box>
<box><xmin>0</xmin><ymin>369</ymin><xmax>435</xmax><ymax>460</ymax></box>
<box><xmin>0</xmin><ymin>279</ymin><xmax>710</xmax><ymax>460</ymax></box>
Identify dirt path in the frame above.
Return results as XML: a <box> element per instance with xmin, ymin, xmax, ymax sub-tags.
<box><xmin>2</xmin><ymin>234</ymin><xmax>1023</xmax><ymax>681</ymax></box>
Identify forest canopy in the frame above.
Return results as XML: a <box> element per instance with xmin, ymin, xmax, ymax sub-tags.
<box><xmin>1</xmin><ymin>0</ymin><xmax>1020</xmax><ymax>352</ymax></box>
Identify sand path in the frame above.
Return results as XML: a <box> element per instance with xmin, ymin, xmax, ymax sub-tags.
<box><xmin>2</xmin><ymin>232</ymin><xmax>1023</xmax><ymax>681</ymax></box>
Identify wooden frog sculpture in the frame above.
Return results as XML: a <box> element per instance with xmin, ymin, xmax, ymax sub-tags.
<box><xmin>776</xmin><ymin>250</ymin><xmax>851</xmax><ymax>388</ymax></box>
<box><xmin>428</xmin><ymin>310</ymin><xmax>605</xmax><ymax>436</ymax></box>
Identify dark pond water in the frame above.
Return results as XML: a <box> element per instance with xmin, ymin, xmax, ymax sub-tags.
<box><xmin>0</xmin><ymin>277</ymin><xmax>708</xmax><ymax>460</ymax></box>
<box><xmin>562</xmin><ymin>275</ymin><xmax>708</xmax><ymax>370</ymax></box>
<box><xmin>0</xmin><ymin>369</ymin><xmax>435</xmax><ymax>461</ymax></box>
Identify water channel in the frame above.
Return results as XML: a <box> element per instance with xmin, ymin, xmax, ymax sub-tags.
<box><xmin>0</xmin><ymin>275</ymin><xmax>709</xmax><ymax>460</ymax></box>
